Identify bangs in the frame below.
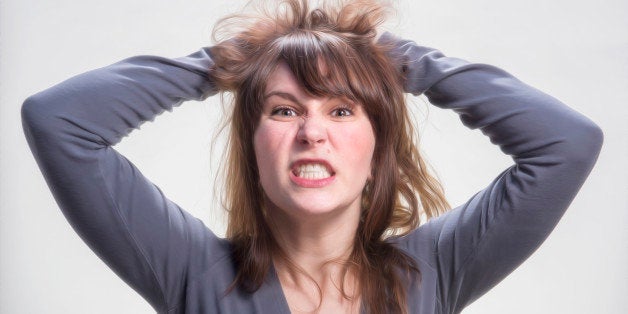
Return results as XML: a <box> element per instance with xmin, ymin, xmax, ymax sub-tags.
<box><xmin>269</xmin><ymin>30</ymin><xmax>384</xmax><ymax>106</ymax></box>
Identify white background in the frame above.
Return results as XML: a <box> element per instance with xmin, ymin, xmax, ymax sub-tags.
<box><xmin>1</xmin><ymin>0</ymin><xmax>626</xmax><ymax>313</ymax></box>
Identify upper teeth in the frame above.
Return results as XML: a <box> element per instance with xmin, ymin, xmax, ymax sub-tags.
<box><xmin>296</xmin><ymin>163</ymin><xmax>331</xmax><ymax>179</ymax></box>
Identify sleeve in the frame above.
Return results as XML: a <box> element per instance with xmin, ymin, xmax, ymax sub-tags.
<box><xmin>379</xmin><ymin>33</ymin><xmax>604</xmax><ymax>312</ymax></box>
<box><xmin>20</xmin><ymin>47</ymin><xmax>222</xmax><ymax>312</ymax></box>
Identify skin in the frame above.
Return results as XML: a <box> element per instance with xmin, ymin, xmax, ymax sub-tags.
<box><xmin>253</xmin><ymin>61</ymin><xmax>376</xmax><ymax>313</ymax></box>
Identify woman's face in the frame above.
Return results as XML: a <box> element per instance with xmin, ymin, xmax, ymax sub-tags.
<box><xmin>253</xmin><ymin>61</ymin><xmax>376</xmax><ymax>221</ymax></box>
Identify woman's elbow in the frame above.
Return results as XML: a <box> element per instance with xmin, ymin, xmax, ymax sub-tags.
<box><xmin>564</xmin><ymin>118</ymin><xmax>604</xmax><ymax>170</ymax></box>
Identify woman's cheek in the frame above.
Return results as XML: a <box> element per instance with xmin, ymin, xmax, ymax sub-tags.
<box><xmin>254</xmin><ymin>121</ymin><xmax>295</xmax><ymax>172</ymax></box>
<box><xmin>339</xmin><ymin>123</ymin><xmax>375</xmax><ymax>165</ymax></box>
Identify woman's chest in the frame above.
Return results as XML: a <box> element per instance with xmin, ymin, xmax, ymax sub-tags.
<box><xmin>178</xmin><ymin>262</ymin><xmax>439</xmax><ymax>314</ymax></box>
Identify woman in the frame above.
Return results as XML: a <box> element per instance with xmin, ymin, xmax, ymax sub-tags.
<box><xmin>21</xmin><ymin>0</ymin><xmax>603</xmax><ymax>313</ymax></box>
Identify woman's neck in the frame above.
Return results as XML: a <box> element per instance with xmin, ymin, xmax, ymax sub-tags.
<box><xmin>267</xmin><ymin>202</ymin><xmax>362</xmax><ymax>313</ymax></box>
<box><xmin>267</xmin><ymin>202</ymin><xmax>361</xmax><ymax>275</ymax></box>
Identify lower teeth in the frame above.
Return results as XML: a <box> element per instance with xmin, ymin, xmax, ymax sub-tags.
<box><xmin>299</xmin><ymin>172</ymin><xmax>329</xmax><ymax>179</ymax></box>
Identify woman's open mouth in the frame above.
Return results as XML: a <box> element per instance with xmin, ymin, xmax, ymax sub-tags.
<box><xmin>294</xmin><ymin>163</ymin><xmax>331</xmax><ymax>179</ymax></box>
<box><xmin>290</xmin><ymin>160</ymin><xmax>336</xmax><ymax>187</ymax></box>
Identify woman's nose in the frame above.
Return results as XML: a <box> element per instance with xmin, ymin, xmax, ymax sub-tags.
<box><xmin>296</xmin><ymin>116</ymin><xmax>327</xmax><ymax>145</ymax></box>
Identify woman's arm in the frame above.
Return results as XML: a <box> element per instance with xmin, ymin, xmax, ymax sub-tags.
<box><xmin>380</xmin><ymin>33</ymin><xmax>604</xmax><ymax>312</ymax></box>
<box><xmin>21</xmin><ymin>48</ymin><xmax>223</xmax><ymax>312</ymax></box>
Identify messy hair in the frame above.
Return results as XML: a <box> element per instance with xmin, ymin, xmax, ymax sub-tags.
<box><xmin>209</xmin><ymin>0</ymin><xmax>451</xmax><ymax>312</ymax></box>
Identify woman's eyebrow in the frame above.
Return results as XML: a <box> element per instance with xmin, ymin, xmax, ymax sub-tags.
<box><xmin>263</xmin><ymin>91</ymin><xmax>302</xmax><ymax>106</ymax></box>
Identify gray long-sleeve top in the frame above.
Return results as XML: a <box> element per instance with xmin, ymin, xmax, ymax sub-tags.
<box><xmin>21</xmin><ymin>33</ymin><xmax>604</xmax><ymax>313</ymax></box>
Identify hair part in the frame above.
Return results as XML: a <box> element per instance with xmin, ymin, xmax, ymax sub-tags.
<box><xmin>210</xmin><ymin>0</ymin><xmax>451</xmax><ymax>312</ymax></box>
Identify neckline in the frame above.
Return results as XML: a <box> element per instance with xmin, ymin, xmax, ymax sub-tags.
<box><xmin>267</xmin><ymin>263</ymin><xmax>292</xmax><ymax>313</ymax></box>
<box><xmin>267</xmin><ymin>262</ymin><xmax>366</xmax><ymax>314</ymax></box>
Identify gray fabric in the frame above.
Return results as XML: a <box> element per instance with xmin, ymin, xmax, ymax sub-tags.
<box><xmin>21</xmin><ymin>33</ymin><xmax>603</xmax><ymax>314</ymax></box>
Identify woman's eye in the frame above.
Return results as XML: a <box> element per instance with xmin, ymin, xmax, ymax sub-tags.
<box><xmin>332</xmin><ymin>107</ymin><xmax>353</xmax><ymax>117</ymax></box>
<box><xmin>271</xmin><ymin>107</ymin><xmax>297</xmax><ymax>117</ymax></box>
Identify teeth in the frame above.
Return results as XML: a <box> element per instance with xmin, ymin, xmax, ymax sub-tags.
<box><xmin>296</xmin><ymin>163</ymin><xmax>331</xmax><ymax>179</ymax></box>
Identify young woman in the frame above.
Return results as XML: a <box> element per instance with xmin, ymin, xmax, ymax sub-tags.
<box><xmin>21</xmin><ymin>0</ymin><xmax>603</xmax><ymax>313</ymax></box>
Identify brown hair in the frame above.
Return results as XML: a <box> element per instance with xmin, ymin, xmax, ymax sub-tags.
<box><xmin>209</xmin><ymin>0</ymin><xmax>451</xmax><ymax>312</ymax></box>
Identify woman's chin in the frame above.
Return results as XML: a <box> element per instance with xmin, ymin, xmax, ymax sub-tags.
<box><xmin>266</xmin><ymin>194</ymin><xmax>360</xmax><ymax>223</ymax></box>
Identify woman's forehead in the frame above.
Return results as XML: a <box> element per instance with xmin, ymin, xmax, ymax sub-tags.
<box><xmin>264</xmin><ymin>62</ymin><xmax>301</xmax><ymax>96</ymax></box>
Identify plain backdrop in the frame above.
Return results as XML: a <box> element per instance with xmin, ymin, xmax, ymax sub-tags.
<box><xmin>1</xmin><ymin>0</ymin><xmax>626</xmax><ymax>313</ymax></box>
